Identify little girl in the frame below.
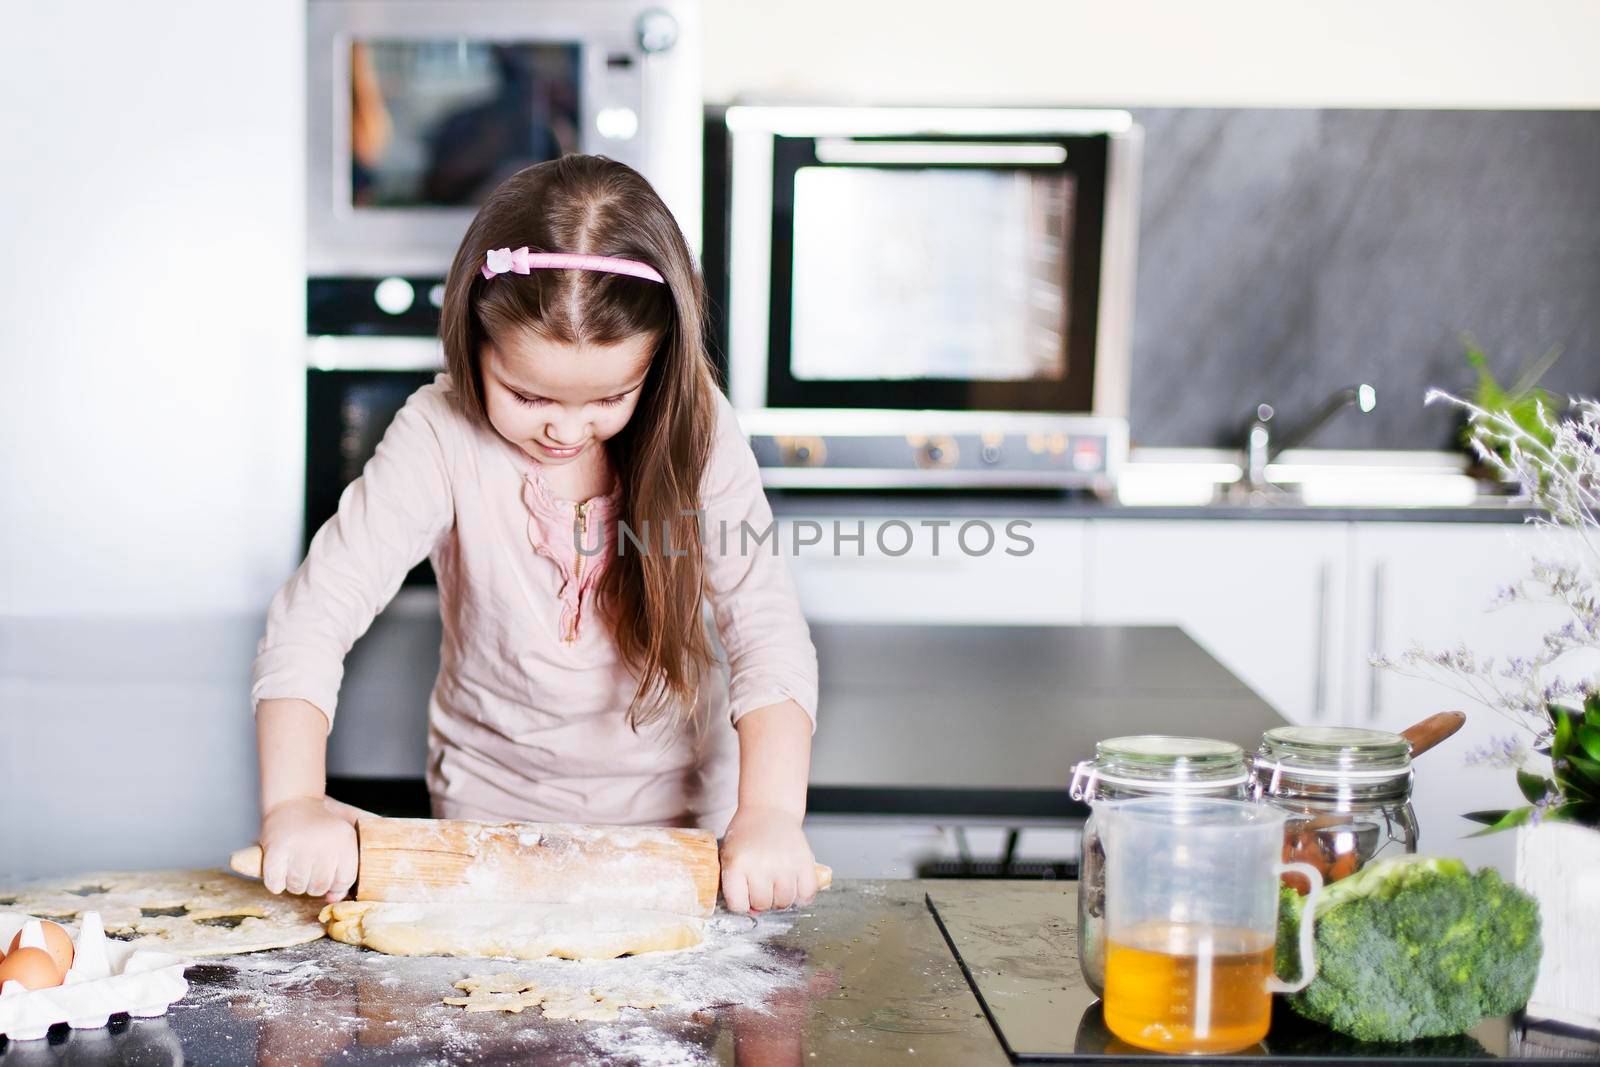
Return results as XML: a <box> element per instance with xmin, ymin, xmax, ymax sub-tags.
<box><xmin>252</xmin><ymin>155</ymin><xmax>819</xmax><ymax>915</ymax></box>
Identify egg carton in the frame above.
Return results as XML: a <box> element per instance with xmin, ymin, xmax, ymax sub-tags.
<box><xmin>0</xmin><ymin>911</ymin><xmax>188</xmax><ymax>1041</ymax></box>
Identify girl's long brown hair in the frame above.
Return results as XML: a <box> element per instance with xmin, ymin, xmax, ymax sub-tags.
<box><xmin>440</xmin><ymin>155</ymin><xmax>718</xmax><ymax>730</ymax></box>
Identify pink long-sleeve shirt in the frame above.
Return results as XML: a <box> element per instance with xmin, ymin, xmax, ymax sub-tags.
<box><xmin>251</xmin><ymin>374</ymin><xmax>818</xmax><ymax>833</ymax></box>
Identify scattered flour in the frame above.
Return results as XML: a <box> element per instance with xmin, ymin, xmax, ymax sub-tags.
<box><xmin>174</xmin><ymin>910</ymin><xmax>803</xmax><ymax>1064</ymax></box>
<box><xmin>586</xmin><ymin>1023</ymin><xmax>715</xmax><ymax>1066</ymax></box>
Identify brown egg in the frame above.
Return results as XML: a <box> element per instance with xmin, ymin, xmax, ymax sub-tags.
<box><xmin>9</xmin><ymin>921</ymin><xmax>74</xmax><ymax>980</ymax></box>
<box><xmin>0</xmin><ymin>947</ymin><xmax>64</xmax><ymax>990</ymax></box>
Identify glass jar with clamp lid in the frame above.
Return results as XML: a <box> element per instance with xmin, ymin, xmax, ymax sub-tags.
<box><xmin>1070</xmin><ymin>735</ymin><xmax>1251</xmax><ymax>996</ymax></box>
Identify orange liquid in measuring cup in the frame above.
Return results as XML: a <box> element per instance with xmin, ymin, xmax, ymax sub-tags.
<box><xmin>1103</xmin><ymin>922</ymin><xmax>1275</xmax><ymax>1054</ymax></box>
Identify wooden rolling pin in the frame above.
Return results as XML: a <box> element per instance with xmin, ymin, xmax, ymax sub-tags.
<box><xmin>1400</xmin><ymin>710</ymin><xmax>1467</xmax><ymax>758</ymax></box>
<box><xmin>231</xmin><ymin>817</ymin><xmax>831</xmax><ymax>918</ymax></box>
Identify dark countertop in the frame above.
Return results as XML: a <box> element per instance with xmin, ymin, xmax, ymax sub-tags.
<box><xmin>766</xmin><ymin>491</ymin><xmax>1532</xmax><ymax>524</ymax></box>
<box><xmin>807</xmin><ymin>625</ymin><xmax>1287</xmax><ymax>820</ymax></box>
<box><xmin>3</xmin><ymin>881</ymin><xmax>1583</xmax><ymax>1065</ymax></box>
<box><xmin>326</xmin><ymin>625</ymin><xmax>1288</xmax><ymax>823</ymax></box>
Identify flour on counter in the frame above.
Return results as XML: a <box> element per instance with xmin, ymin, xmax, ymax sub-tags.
<box><xmin>586</xmin><ymin>1023</ymin><xmax>715</xmax><ymax>1066</ymax></box>
<box><xmin>174</xmin><ymin>908</ymin><xmax>806</xmax><ymax>1065</ymax></box>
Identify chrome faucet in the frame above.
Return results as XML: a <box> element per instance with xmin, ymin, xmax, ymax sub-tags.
<box><xmin>1244</xmin><ymin>384</ymin><xmax>1376</xmax><ymax>489</ymax></box>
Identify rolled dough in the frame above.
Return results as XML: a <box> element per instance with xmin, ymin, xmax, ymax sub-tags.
<box><xmin>0</xmin><ymin>869</ymin><xmax>325</xmax><ymax>957</ymax></box>
<box><xmin>320</xmin><ymin>900</ymin><xmax>703</xmax><ymax>960</ymax></box>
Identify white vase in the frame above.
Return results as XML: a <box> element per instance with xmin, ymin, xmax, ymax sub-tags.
<box><xmin>1516</xmin><ymin>821</ymin><xmax>1600</xmax><ymax>1031</ymax></box>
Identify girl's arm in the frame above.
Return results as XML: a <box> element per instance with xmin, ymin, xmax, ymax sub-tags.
<box><xmin>252</xmin><ymin>382</ymin><xmax>457</xmax><ymax>898</ymax></box>
<box><xmin>720</xmin><ymin>699</ymin><xmax>817</xmax><ymax>913</ymax></box>
<box><xmin>257</xmin><ymin>697</ymin><xmax>360</xmax><ymax>901</ymax></box>
<box><xmin>697</xmin><ymin>391</ymin><xmax>822</xmax><ymax>913</ymax></box>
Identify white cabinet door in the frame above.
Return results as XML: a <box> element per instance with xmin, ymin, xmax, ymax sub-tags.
<box><xmin>1350</xmin><ymin>523</ymin><xmax>1600</xmax><ymax>874</ymax></box>
<box><xmin>778</xmin><ymin>517</ymin><xmax>1087</xmax><ymax>624</ymax></box>
<box><xmin>1084</xmin><ymin>520</ymin><xmax>1350</xmax><ymax>726</ymax></box>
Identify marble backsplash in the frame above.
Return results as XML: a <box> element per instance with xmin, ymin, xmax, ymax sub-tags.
<box><xmin>1124</xmin><ymin>108</ymin><xmax>1600</xmax><ymax>450</ymax></box>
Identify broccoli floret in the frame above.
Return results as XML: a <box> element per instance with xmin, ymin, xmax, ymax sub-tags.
<box><xmin>1277</xmin><ymin>856</ymin><xmax>1542</xmax><ymax>1043</ymax></box>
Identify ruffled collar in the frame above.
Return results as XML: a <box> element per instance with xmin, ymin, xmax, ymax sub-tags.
<box><xmin>502</xmin><ymin>440</ymin><xmax>622</xmax><ymax>518</ymax></box>
<box><xmin>501</xmin><ymin>440</ymin><xmax>622</xmax><ymax>644</ymax></box>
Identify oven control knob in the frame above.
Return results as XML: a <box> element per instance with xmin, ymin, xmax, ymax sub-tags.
<box><xmin>915</xmin><ymin>436</ymin><xmax>959</xmax><ymax>469</ymax></box>
<box><xmin>779</xmin><ymin>436</ymin><xmax>826</xmax><ymax>467</ymax></box>
<box><xmin>636</xmin><ymin>9</ymin><xmax>679</xmax><ymax>53</ymax></box>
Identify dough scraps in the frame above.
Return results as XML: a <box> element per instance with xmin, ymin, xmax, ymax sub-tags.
<box><xmin>322</xmin><ymin>900</ymin><xmax>703</xmax><ymax>960</ymax></box>
<box><xmin>443</xmin><ymin>972</ymin><xmax>679</xmax><ymax>1020</ymax></box>
<box><xmin>444</xmin><ymin>990</ymin><xmax>543</xmax><ymax>1014</ymax></box>
<box><xmin>0</xmin><ymin>869</ymin><xmax>325</xmax><ymax>957</ymax></box>
<box><xmin>454</xmin><ymin>972</ymin><xmax>537</xmax><ymax>995</ymax></box>
<box><xmin>540</xmin><ymin>995</ymin><xmax>621</xmax><ymax>1022</ymax></box>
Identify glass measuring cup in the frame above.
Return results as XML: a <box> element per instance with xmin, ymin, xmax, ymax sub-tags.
<box><xmin>1098</xmin><ymin>797</ymin><xmax>1322</xmax><ymax>1054</ymax></box>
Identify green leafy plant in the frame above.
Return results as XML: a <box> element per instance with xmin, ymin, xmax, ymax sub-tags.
<box><xmin>1465</xmin><ymin>695</ymin><xmax>1600</xmax><ymax>833</ymax></box>
<box><xmin>1462</xmin><ymin>338</ymin><xmax>1560</xmax><ymax>458</ymax></box>
<box><xmin>1276</xmin><ymin>856</ymin><xmax>1541</xmax><ymax>1042</ymax></box>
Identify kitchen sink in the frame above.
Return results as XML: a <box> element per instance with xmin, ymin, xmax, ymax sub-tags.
<box><xmin>1117</xmin><ymin>448</ymin><xmax>1506</xmax><ymax>509</ymax></box>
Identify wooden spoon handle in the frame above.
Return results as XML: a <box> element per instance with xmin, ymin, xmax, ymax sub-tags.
<box><xmin>1400</xmin><ymin>711</ymin><xmax>1467</xmax><ymax>758</ymax></box>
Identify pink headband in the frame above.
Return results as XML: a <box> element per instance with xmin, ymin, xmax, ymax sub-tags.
<box><xmin>480</xmin><ymin>246</ymin><xmax>664</xmax><ymax>284</ymax></box>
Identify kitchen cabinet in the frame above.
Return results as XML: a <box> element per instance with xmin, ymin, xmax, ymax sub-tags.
<box><xmin>1083</xmin><ymin>521</ymin><xmax>1351</xmax><ymax>726</ymax></box>
<box><xmin>1349</xmin><ymin>523</ymin><xmax>1600</xmax><ymax>872</ymax></box>
<box><xmin>778</xmin><ymin>517</ymin><xmax>1087</xmax><ymax>624</ymax></box>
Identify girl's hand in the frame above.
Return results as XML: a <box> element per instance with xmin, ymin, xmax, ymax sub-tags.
<box><xmin>258</xmin><ymin>795</ymin><xmax>361</xmax><ymax>903</ymax></box>
<box><xmin>719</xmin><ymin>805</ymin><xmax>818</xmax><ymax>914</ymax></box>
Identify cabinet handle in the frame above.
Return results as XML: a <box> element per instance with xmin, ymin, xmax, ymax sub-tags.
<box><xmin>1312</xmin><ymin>562</ymin><xmax>1330</xmax><ymax>721</ymax></box>
<box><xmin>1368</xmin><ymin>562</ymin><xmax>1386</xmax><ymax>723</ymax></box>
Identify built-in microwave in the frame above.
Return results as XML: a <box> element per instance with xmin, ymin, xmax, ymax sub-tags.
<box><xmin>306</xmin><ymin>0</ymin><xmax>701</xmax><ymax>360</ymax></box>
<box><xmin>303</xmin><ymin>2</ymin><xmax>701</xmax><ymax>582</ymax></box>
<box><xmin>704</xmin><ymin>107</ymin><xmax>1142</xmax><ymax>490</ymax></box>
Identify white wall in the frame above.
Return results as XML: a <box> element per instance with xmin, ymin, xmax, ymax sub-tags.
<box><xmin>0</xmin><ymin>1</ymin><xmax>305</xmax><ymax>619</ymax></box>
<box><xmin>1</xmin><ymin>1</ymin><xmax>304</xmax><ymax>877</ymax></box>
<box><xmin>703</xmin><ymin>0</ymin><xmax>1600</xmax><ymax>108</ymax></box>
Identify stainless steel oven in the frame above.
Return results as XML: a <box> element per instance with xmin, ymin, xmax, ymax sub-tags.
<box><xmin>308</xmin><ymin>0</ymin><xmax>701</xmax><ymax>280</ymax></box>
<box><xmin>305</xmin><ymin>0</ymin><xmax>700</xmax><ymax>371</ymax></box>
<box><xmin>705</xmin><ymin>107</ymin><xmax>1142</xmax><ymax>490</ymax></box>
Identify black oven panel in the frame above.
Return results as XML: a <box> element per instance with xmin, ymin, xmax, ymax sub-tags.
<box><xmin>305</xmin><ymin>369</ymin><xmax>440</xmax><ymax>585</ymax></box>
<box><xmin>308</xmin><ymin>277</ymin><xmax>447</xmax><ymax>338</ymax></box>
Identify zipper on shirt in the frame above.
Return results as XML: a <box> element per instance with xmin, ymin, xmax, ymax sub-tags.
<box><xmin>573</xmin><ymin>501</ymin><xmax>589</xmax><ymax>585</ymax></box>
<box><xmin>564</xmin><ymin>500</ymin><xmax>589</xmax><ymax>644</ymax></box>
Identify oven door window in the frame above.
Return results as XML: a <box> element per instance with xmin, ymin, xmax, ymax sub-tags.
<box><xmin>767</xmin><ymin>136</ymin><xmax>1107</xmax><ymax>411</ymax></box>
<box><xmin>306</xmin><ymin>370</ymin><xmax>440</xmax><ymax>586</ymax></box>
<box><xmin>351</xmin><ymin>40</ymin><xmax>581</xmax><ymax>209</ymax></box>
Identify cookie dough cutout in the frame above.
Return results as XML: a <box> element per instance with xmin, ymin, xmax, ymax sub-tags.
<box><xmin>322</xmin><ymin>900</ymin><xmax>703</xmax><ymax>960</ymax></box>
<box><xmin>608</xmin><ymin>988</ymin><xmax>680</xmax><ymax>1011</ymax></box>
<box><xmin>540</xmin><ymin>994</ymin><xmax>621</xmax><ymax>1022</ymax></box>
<box><xmin>441</xmin><ymin>974</ymin><xmax>680</xmax><ymax>1020</ymax></box>
<box><xmin>443</xmin><ymin>975</ymin><xmax>546</xmax><ymax>1013</ymax></box>
<box><xmin>444</xmin><ymin>990</ymin><xmax>543</xmax><ymax>1014</ymax></box>
<box><xmin>541</xmin><ymin>989</ymin><xmax>679</xmax><ymax>1020</ymax></box>
<box><xmin>454</xmin><ymin>973</ymin><xmax>537</xmax><ymax>995</ymax></box>
<box><xmin>0</xmin><ymin>869</ymin><xmax>325</xmax><ymax>956</ymax></box>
